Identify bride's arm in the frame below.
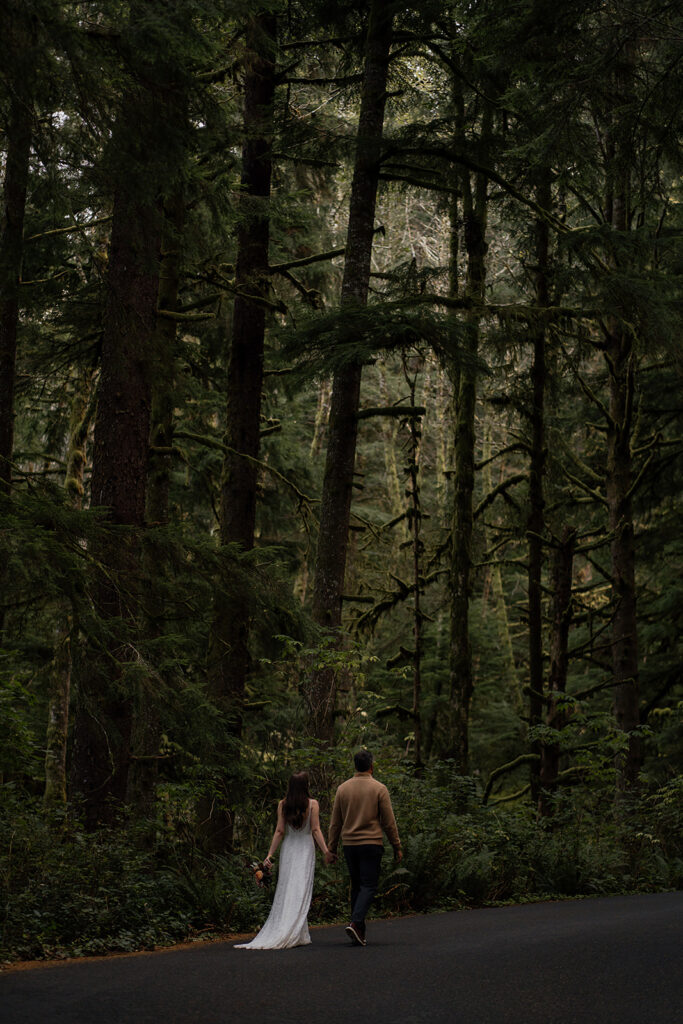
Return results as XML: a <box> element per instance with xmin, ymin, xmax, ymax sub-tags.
<box><xmin>264</xmin><ymin>800</ymin><xmax>286</xmax><ymax>865</ymax></box>
<box><xmin>310</xmin><ymin>799</ymin><xmax>333</xmax><ymax>860</ymax></box>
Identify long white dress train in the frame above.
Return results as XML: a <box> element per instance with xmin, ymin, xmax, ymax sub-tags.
<box><xmin>235</xmin><ymin>808</ymin><xmax>315</xmax><ymax>950</ymax></box>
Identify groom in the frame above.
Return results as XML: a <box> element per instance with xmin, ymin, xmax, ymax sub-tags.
<box><xmin>327</xmin><ymin>749</ymin><xmax>402</xmax><ymax>946</ymax></box>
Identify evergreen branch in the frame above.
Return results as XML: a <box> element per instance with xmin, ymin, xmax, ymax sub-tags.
<box><xmin>488</xmin><ymin>784</ymin><xmax>531</xmax><ymax>806</ymax></box>
<box><xmin>269</xmin><ymin>247</ymin><xmax>346</xmax><ymax>273</ymax></box>
<box><xmin>21</xmin><ymin>269</ymin><xmax>72</xmax><ymax>286</ymax></box>
<box><xmin>624</xmin><ymin>449</ymin><xmax>656</xmax><ymax>503</ymax></box>
<box><xmin>385</xmin><ymin>144</ymin><xmax>566</xmax><ymax>232</ymax></box>
<box><xmin>177</xmin><ymin>293</ymin><xmax>223</xmax><ymax>313</ymax></box>
<box><xmin>285</xmin><ymin>73</ymin><xmax>362</xmax><ymax>86</ymax></box>
<box><xmin>24</xmin><ymin>215</ymin><xmax>112</xmax><ymax>242</ymax></box>
<box><xmin>482</xmin><ymin>753</ymin><xmax>539</xmax><ymax>805</ymax></box>
<box><xmin>562</xmin><ymin>445</ymin><xmax>603</xmax><ymax>485</ymax></box>
<box><xmin>174</xmin><ymin>431</ymin><xmax>316</xmax><ymax>511</ymax></box>
<box><xmin>281</xmin><ymin>36</ymin><xmax>353</xmax><ymax>50</ymax></box>
<box><xmin>574</xmin><ymin>534</ymin><xmax>615</xmax><ymax>555</ymax></box>
<box><xmin>475</xmin><ymin>443</ymin><xmax>528</xmax><ymax>470</ymax></box>
<box><xmin>353</xmin><ymin>569</ymin><xmax>445</xmax><ymax>632</ymax></box>
<box><xmin>640</xmin><ymin>666</ymin><xmax>682</xmax><ymax>722</ymax></box>
<box><xmin>567</xmin><ymin>622</ymin><xmax>614</xmax><ymax>659</ymax></box>
<box><xmin>474</xmin><ymin>472</ymin><xmax>526</xmax><ymax>519</ymax></box>
<box><xmin>631</xmin><ymin>432</ymin><xmax>665</xmax><ymax>455</ymax></box>
<box><xmin>277</xmin><ymin>268</ymin><xmax>323</xmax><ymax>307</ymax></box>
<box><xmin>379</xmin><ymin>172</ymin><xmax>459</xmax><ymax>194</ymax></box>
<box><xmin>233</xmin><ymin>289</ymin><xmax>288</xmax><ymax>314</ymax></box>
<box><xmin>356</xmin><ymin>405</ymin><xmax>425</xmax><ymax>420</ymax></box>
<box><xmin>273</xmin><ymin>153</ymin><xmax>340</xmax><ymax>169</ymax></box>
<box><xmin>569</xmin><ymin>677</ymin><xmax>619</xmax><ymax>702</ymax></box>
<box><xmin>375</xmin><ymin>704</ymin><xmax>417</xmax><ymax>720</ymax></box>
<box><xmin>477</xmin><ymin>536</ymin><xmax>513</xmax><ymax>563</ymax></box>
<box><xmin>156</xmin><ymin>308</ymin><xmax>216</xmax><ymax>322</ymax></box>
<box><xmin>488</xmin><ymin>303</ymin><xmax>601</xmax><ymax>322</ymax></box>
<box><xmin>562</xmin><ymin>467</ymin><xmax>608</xmax><ymax>507</ymax></box>
<box><xmin>565</xmin><ymin>183</ymin><xmax>604</xmax><ymax>226</ymax></box>
<box><xmin>402</xmin><ymin>293</ymin><xmax>598</xmax><ymax>322</ymax></box>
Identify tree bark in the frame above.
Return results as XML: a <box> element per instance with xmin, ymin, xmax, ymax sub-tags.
<box><xmin>605</xmin><ymin>45</ymin><xmax>642</xmax><ymax>795</ymax></box>
<box><xmin>606</xmin><ymin>329</ymin><xmax>641</xmax><ymax>791</ymax></box>
<box><xmin>308</xmin><ymin>0</ymin><xmax>394</xmax><ymax>740</ymax></box>
<box><xmin>43</xmin><ymin>372</ymin><xmax>93</xmax><ymax>808</ymax></box>
<box><xmin>126</xmin><ymin>186</ymin><xmax>185</xmax><ymax>818</ymax></box>
<box><xmin>0</xmin><ymin>4</ymin><xmax>33</xmax><ymax>497</ymax></box>
<box><xmin>403</xmin><ymin>358</ymin><xmax>424</xmax><ymax>768</ymax></box>
<box><xmin>204</xmin><ymin>11</ymin><xmax>276</xmax><ymax>850</ymax></box>
<box><xmin>527</xmin><ymin>172</ymin><xmax>551</xmax><ymax>803</ymax></box>
<box><xmin>70</xmin><ymin>86</ymin><xmax>165</xmax><ymax>826</ymax></box>
<box><xmin>538</xmin><ymin>526</ymin><xmax>576</xmax><ymax>816</ymax></box>
<box><xmin>0</xmin><ymin>5</ymin><xmax>34</xmax><ymax>640</ymax></box>
<box><xmin>446</xmin><ymin>102</ymin><xmax>490</xmax><ymax>772</ymax></box>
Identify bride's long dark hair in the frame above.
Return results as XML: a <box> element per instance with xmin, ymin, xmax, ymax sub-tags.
<box><xmin>282</xmin><ymin>771</ymin><xmax>310</xmax><ymax>828</ymax></box>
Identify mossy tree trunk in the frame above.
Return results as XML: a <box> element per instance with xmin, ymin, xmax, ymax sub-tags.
<box><xmin>204</xmin><ymin>11</ymin><xmax>276</xmax><ymax>851</ymax></box>
<box><xmin>538</xmin><ymin>525</ymin><xmax>576</xmax><ymax>817</ymax></box>
<box><xmin>308</xmin><ymin>0</ymin><xmax>394</xmax><ymax>740</ymax></box>
<box><xmin>0</xmin><ymin>3</ymin><xmax>34</xmax><ymax>639</ymax></box>
<box><xmin>44</xmin><ymin>372</ymin><xmax>94</xmax><ymax>808</ymax></box>
<box><xmin>126</xmin><ymin>184</ymin><xmax>185</xmax><ymax>819</ymax></box>
<box><xmin>446</xmin><ymin>102</ymin><xmax>491</xmax><ymax>772</ymax></box>
<box><xmin>69</xmin><ymin>36</ymin><xmax>185</xmax><ymax>821</ymax></box>
<box><xmin>0</xmin><ymin>3</ymin><xmax>33</xmax><ymax>497</ymax></box>
<box><xmin>605</xmin><ymin>46</ymin><xmax>642</xmax><ymax>795</ymax></box>
<box><xmin>527</xmin><ymin>172</ymin><xmax>551</xmax><ymax>804</ymax></box>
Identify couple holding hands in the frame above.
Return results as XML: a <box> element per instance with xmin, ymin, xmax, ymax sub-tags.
<box><xmin>236</xmin><ymin>750</ymin><xmax>402</xmax><ymax>950</ymax></box>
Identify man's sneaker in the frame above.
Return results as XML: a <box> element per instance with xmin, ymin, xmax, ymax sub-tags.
<box><xmin>345</xmin><ymin>922</ymin><xmax>366</xmax><ymax>946</ymax></box>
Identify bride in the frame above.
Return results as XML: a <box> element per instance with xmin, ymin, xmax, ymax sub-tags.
<box><xmin>235</xmin><ymin>771</ymin><xmax>334</xmax><ymax>950</ymax></box>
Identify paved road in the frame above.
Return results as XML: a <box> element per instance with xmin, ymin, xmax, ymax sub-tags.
<box><xmin>2</xmin><ymin>893</ymin><xmax>681</xmax><ymax>1024</ymax></box>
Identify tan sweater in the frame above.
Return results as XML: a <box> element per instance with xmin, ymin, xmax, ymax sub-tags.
<box><xmin>328</xmin><ymin>772</ymin><xmax>401</xmax><ymax>853</ymax></box>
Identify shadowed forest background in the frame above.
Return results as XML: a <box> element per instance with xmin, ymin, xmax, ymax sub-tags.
<box><xmin>0</xmin><ymin>0</ymin><xmax>681</xmax><ymax>962</ymax></box>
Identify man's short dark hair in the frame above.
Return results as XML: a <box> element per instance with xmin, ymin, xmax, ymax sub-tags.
<box><xmin>354</xmin><ymin>749</ymin><xmax>373</xmax><ymax>772</ymax></box>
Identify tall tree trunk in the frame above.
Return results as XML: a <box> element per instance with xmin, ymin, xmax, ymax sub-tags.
<box><xmin>308</xmin><ymin>0</ymin><xmax>394</xmax><ymax>740</ymax></box>
<box><xmin>70</xmin><ymin>87</ymin><xmax>165</xmax><ymax>826</ymax></box>
<box><xmin>480</xmin><ymin>424</ymin><xmax>523</xmax><ymax>716</ymax></box>
<box><xmin>606</xmin><ymin>329</ymin><xmax>641</xmax><ymax>791</ymax></box>
<box><xmin>527</xmin><ymin>173</ymin><xmax>551</xmax><ymax>803</ymax></box>
<box><xmin>44</xmin><ymin>373</ymin><xmax>94</xmax><ymax>808</ymax></box>
<box><xmin>538</xmin><ymin>526</ymin><xmax>576</xmax><ymax>817</ymax></box>
<box><xmin>204</xmin><ymin>12</ymin><xmax>276</xmax><ymax>851</ymax></box>
<box><xmin>446</xmin><ymin>103</ymin><xmax>490</xmax><ymax>771</ymax></box>
<box><xmin>127</xmin><ymin>187</ymin><xmax>184</xmax><ymax>818</ymax></box>
<box><xmin>605</xmin><ymin>47</ymin><xmax>641</xmax><ymax>795</ymax></box>
<box><xmin>0</xmin><ymin>5</ymin><xmax>32</xmax><ymax>497</ymax></box>
<box><xmin>403</xmin><ymin>356</ymin><xmax>424</xmax><ymax>768</ymax></box>
<box><xmin>0</xmin><ymin>5</ymin><xmax>34</xmax><ymax>638</ymax></box>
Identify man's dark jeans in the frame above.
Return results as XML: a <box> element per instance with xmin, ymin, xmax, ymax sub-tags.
<box><xmin>343</xmin><ymin>844</ymin><xmax>384</xmax><ymax>925</ymax></box>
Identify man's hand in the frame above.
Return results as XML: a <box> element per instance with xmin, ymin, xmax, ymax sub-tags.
<box><xmin>325</xmin><ymin>850</ymin><xmax>337</xmax><ymax>865</ymax></box>
<box><xmin>394</xmin><ymin>847</ymin><xmax>403</xmax><ymax>863</ymax></box>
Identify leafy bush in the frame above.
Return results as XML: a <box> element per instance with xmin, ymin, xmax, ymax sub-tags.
<box><xmin>1</xmin><ymin>762</ymin><xmax>680</xmax><ymax>963</ymax></box>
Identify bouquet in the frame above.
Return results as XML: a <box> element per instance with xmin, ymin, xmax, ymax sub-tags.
<box><xmin>250</xmin><ymin>859</ymin><xmax>273</xmax><ymax>888</ymax></box>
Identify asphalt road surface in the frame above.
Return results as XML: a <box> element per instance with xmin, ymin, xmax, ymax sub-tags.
<box><xmin>2</xmin><ymin>893</ymin><xmax>681</xmax><ymax>1024</ymax></box>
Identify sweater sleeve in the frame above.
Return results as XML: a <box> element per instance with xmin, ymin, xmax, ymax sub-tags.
<box><xmin>378</xmin><ymin>784</ymin><xmax>401</xmax><ymax>849</ymax></box>
<box><xmin>328</xmin><ymin>787</ymin><xmax>343</xmax><ymax>853</ymax></box>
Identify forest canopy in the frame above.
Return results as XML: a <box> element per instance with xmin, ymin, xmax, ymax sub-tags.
<box><xmin>0</xmin><ymin>0</ymin><xmax>681</xmax><ymax>962</ymax></box>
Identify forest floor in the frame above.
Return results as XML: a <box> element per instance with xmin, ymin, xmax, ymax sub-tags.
<box><xmin>2</xmin><ymin>892</ymin><xmax>681</xmax><ymax>1023</ymax></box>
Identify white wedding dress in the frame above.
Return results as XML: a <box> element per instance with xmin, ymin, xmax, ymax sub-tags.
<box><xmin>235</xmin><ymin>807</ymin><xmax>315</xmax><ymax>950</ymax></box>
